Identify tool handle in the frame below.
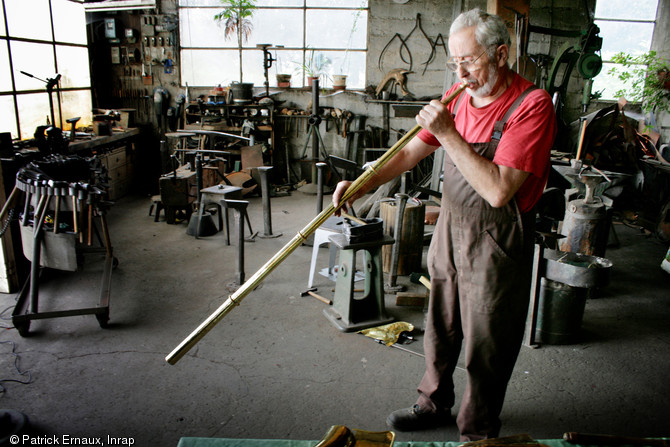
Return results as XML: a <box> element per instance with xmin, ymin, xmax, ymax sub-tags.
<box><xmin>309</xmin><ymin>291</ymin><xmax>332</xmax><ymax>305</ymax></box>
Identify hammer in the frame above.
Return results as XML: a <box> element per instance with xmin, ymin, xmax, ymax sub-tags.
<box><xmin>301</xmin><ymin>287</ymin><xmax>332</xmax><ymax>305</ymax></box>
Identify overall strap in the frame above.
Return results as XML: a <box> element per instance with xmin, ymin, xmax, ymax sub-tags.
<box><xmin>491</xmin><ymin>85</ymin><xmax>538</xmax><ymax>141</ymax></box>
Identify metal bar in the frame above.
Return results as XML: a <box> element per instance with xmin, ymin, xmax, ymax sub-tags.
<box><xmin>165</xmin><ymin>82</ymin><xmax>468</xmax><ymax>365</ymax></box>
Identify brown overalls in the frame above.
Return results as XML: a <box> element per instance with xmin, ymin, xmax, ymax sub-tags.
<box><xmin>416</xmin><ymin>87</ymin><xmax>537</xmax><ymax>441</ymax></box>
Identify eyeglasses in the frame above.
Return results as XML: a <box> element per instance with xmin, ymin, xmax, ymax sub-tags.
<box><xmin>446</xmin><ymin>49</ymin><xmax>488</xmax><ymax>73</ymax></box>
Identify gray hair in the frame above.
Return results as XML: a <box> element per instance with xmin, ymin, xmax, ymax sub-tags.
<box><xmin>450</xmin><ymin>8</ymin><xmax>511</xmax><ymax>58</ymax></box>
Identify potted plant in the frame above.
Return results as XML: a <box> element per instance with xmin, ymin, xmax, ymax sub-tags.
<box><xmin>214</xmin><ymin>0</ymin><xmax>257</xmax><ymax>85</ymax></box>
<box><xmin>296</xmin><ymin>48</ymin><xmax>331</xmax><ymax>87</ymax></box>
<box><xmin>608</xmin><ymin>50</ymin><xmax>670</xmax><ymax>115</ymax></box>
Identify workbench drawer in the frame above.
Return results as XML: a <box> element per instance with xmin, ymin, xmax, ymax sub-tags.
<box><xmin>103</xmin><ymin>148</ymin><xmax>127</xmax><ymax>171</ymax></box>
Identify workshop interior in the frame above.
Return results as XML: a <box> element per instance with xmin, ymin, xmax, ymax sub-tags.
<box><xmin>0</xmin><ymin>0</ymin><xmax>669</xmax><ymax>445</ymax></box>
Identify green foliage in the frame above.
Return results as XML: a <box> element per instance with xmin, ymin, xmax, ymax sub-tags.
<box><xmin>608</xmin><ymin>51</ymin><xmax>670</xmax><ymax>114</ymax></box>
<box><xmin>214</xmin><ymin>0</ymin><xmax>257</xmax><ymax>82</ymax></box>
<box><xmin>213</xmin><ymin>0</ymin><xmax>256</xmax><ymax>43</ymax></box>
<box><xmin>295</xmin><ymin>48</ymin><xmax>332</xmax><ymax>79</ymax></box>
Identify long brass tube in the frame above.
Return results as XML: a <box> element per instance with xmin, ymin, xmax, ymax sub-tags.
<box><xmin>166</xmin><ymin>82</ymin><xmax>468</xmax><ymax>365</ymax></box>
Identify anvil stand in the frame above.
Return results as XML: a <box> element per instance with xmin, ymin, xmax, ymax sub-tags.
<box><xmin>324</xmin><ymin>233</ymin><xmax>395</xmax><ymax>332</ymax></box>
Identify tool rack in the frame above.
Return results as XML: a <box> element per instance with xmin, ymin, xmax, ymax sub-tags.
<box><xmin>5</xmin><ymin>157</ymin><xmax>116</xmax><ymax>336</ymax></box>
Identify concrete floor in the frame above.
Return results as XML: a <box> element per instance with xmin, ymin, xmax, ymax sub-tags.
<box><xmin>0</xmin><ymin>190</ymin><xmax>669</xmax><ymax>446</ymax></box>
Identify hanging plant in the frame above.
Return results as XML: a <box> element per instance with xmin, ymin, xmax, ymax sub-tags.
<box><xmin>214</xmin><ymin>0</ymin><xmax>257</xmax><ymax>83</ymax></box>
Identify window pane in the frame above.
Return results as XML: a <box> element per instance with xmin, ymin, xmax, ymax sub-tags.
<box><xmin>60</xmin><ymin>89</ymin><xmax>92</xmax><ymax>127</ymax></box>
<box><xmin>0</xmin><ymin>41</ymin><xmax>12</xmax><ymax>91</ymax></box>
<box><xmin>56</xmin><ymin>45</ymin><xmax>91</xmax><ymax>88</ymax></box>
<box><xmin>5</xmin><ymin>0</ymin><xmax>52</xmax><ymax>40</ymax></box>
<box><xmin>596</xmin><ymin>20</ymin><xmax>654</xmax><ymax>60</ymax></box>
<box><xmin>595</xmin><ymin>0</ymin><xmax>657</xmax><ymax>20</ymax></box>
<box><xmin>181</xmin><ymin>49</ymin><xmax>239</xmax><ymax>86</ymax></box>
<box><xmin>0</xmin><ymin>1</ymin><xmax>6</xmax><ymax>36</ymax></box>
<box><xmin>52</xmin><ymin>0</ymin><xmax>87</xmax><ymax>44</ymax></box>
<box><xmin>0</xmin><ymin>96</ymin><xmax>18</xmax><ymax>139</ymax></box>
<box><xmin>306</xmin><ymin>9</ymin><xmax>366</xmax><ymax>49</ymax></box>
<box><xmin>250</xmin><ymin>9</ymin><xmax>303</xmax><ymax>48</ymax></box>
<box><xmin>11</xmin><ymin>41</ymin><xmax>57</xmax><ymax>92</ymax></box>
<box><xmin>592</xmin><ymin>62</ymin><xmax>642</xmax><ymax>101</ymax></box>
<box><xmin>240</xmin><ymin>49</ymin><xmax>266</xmax><ymax>85</ymax></box>
<box><xmin>17</xmin><ymin>92</ymin><xmax>58</xmax><ymax>138</ymax></box>
<box><xmin>307</xmin><ymin>0</ymin><xmax>367</xmax><ymax>7</ymax></box>
<box><xmin>180</xmin><ymin>8</ymin><xmax>236</xmax><ymax>48</ymax></box>
<box><xmin>323</xmin><ymin>50</ymin><xmax>365</xmax><ymax>87</ymax></box>
<box><xmin>273</xmin><ymin>49</ymin><xmax>304</xmax><ymax>75</ymax></box>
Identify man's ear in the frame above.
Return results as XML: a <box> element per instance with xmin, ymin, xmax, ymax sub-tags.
<box><xmin>496</xmin><ymin>44</ymin><xmax>509</xmax><ymax>67</ymax></box>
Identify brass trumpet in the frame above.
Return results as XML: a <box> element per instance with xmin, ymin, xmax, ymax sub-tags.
<box><xmin>165</xmin><ymin>81</ymin><xmax>469</xmax><ymax>365</ymax></box>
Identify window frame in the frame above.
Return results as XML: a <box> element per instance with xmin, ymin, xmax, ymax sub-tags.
<box><xmin>592</xmin><ymin>1</ymin><xmax>659</xmax><ymax>102</ymax></box>
<box><xmin>178</xmin><ymin>1</ymin><xmax>368</xmax><ymax>89</ymax></box>
<box><xmin>0</xmin><ymin>0</ymin><xmax>92</xmax><ymax>140</ymax></box>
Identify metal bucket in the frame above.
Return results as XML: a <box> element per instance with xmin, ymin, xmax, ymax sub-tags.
<box><xmin>229</xmin><ymin>82</ymin><xmax>254</xmax><ymax>104</ymax></box>
<box><xmin>535</xmin><ymin>278</ymin><xmax>588</xmax><ymax>344</ymax></box>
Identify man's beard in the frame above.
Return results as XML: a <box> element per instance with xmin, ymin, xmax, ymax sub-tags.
<box><xmin>467</xmin><ymin>61</ymin><xmax>499</xmax><ymax>98</ymax></box>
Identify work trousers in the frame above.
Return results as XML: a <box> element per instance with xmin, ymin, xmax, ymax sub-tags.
<box><xmin>416</xmin><ymin>142</ymin><xmax>535</xmax><ymax>441</ymax></box>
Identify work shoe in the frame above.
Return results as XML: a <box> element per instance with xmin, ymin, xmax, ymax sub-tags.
<box><xmin>386</xmin><ymin>405</ymin><xmax>452</xmax><ymax>431</ymax></box>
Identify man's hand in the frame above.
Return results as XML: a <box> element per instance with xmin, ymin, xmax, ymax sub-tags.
<box><xmin>416</xmin><ymin>99</ymin><xmax>457</xmax><ymax>141</ymax></box>
<box><xmin>332</xmin><ymin>180</ymin><xmax>353</xmax><ymax>216</ymax></box>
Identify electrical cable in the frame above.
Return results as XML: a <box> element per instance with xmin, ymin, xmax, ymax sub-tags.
<box><xmin>0</xmin><ymin>341</ymin><xmax>34</xmax><ymax>394</ymax></box>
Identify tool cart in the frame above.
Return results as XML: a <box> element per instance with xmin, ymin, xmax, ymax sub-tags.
<box><xmin>1</xmin><ymin>155</ymin><xmax>117</xmax><ymax>336</ymax></box>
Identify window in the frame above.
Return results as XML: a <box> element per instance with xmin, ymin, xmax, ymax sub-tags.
<box><xmin>0</xmin><ymin>0</ymin><xmax>92</xmax><ymax>140</ymax></box>
<box><xmin>179</xmin><ymin>0</ymin><xmax>368</xmax><ymax>89</ymax></box>
<box><xmin>591</xmin><ymin>0</ymin><xmax>659</xmax><ymax>101</ymax></box>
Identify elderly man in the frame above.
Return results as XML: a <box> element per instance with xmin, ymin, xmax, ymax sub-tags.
<box><xmin>333</xmin><ymin>8</ymin><xmax>557</xmax><ymax>441</ymax></box>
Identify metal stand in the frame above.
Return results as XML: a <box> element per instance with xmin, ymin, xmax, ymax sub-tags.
<box><xmin>224</xmin><ymin>199</ymin><xmax>250</xmax><ymax>285</ymax></box>
<box><xmin>298</xmin><ymin>80</ymin><xmax>338</xmax><ymax>194</ymax></box>
<box><xmin>324</xmin><ymin>233</ymin><xmax>395</xmax><ymax>332</ymax></box>
<box><xmin>256</xmin><ymin>166</ymin><xmax>282</xmax><ymax>238</ymax></box>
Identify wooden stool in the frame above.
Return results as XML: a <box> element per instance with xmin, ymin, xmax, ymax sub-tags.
<box><xmin>323</xmin><ymin>234</ymin><xmax>395</xmax><ymax>332</ymax></box>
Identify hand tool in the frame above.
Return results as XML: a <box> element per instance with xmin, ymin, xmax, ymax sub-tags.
<box><xmin>564</xmin><ymin>432</ymin><xmax>669</xmax><ymax>447</ymax></box>
<box><xmin>301</xmin><ymin>287</ymin><xmax>332</xmax><ymax>305</ymax></box>
<box><xmin>165</xmin><ymin>81</ymin><xmax>470</xmax><ymax>365</ymax></box>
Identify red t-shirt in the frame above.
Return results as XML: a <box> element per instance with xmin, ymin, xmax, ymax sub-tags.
<box><xmin>417</xmin><ymin>73</ymin><xmax>556</xmax><ymax>212</ymax></box>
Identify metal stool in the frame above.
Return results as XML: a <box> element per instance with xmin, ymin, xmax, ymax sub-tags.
<box><xmin>323</xmin><ymin>233</ymin><xmax>395</xmax><ymax>332</ymax></box>
<box><xmin>196</xmin><ymin>184</ymin><xmax>248</xmax><ymax>243</ymax></box>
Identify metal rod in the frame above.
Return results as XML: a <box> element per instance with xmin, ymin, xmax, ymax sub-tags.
<box><xmin>165</xmin><ymin>82</ymin><xmax>468</xmax><ymax>365</ymax></box>
<box><xmin>316</xmin><ymin>162</ymin><xmax>326</xmax><ymax>214</ymax></box>
<box><xmin>177</xmin><ymin>128</ymin><xmax>251</xmax><ymax>142</ymax></box>
<box><xmin>174</xmin><ymin>149</ymin><xmax>231</xmax><ymax>155</ymax></box>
